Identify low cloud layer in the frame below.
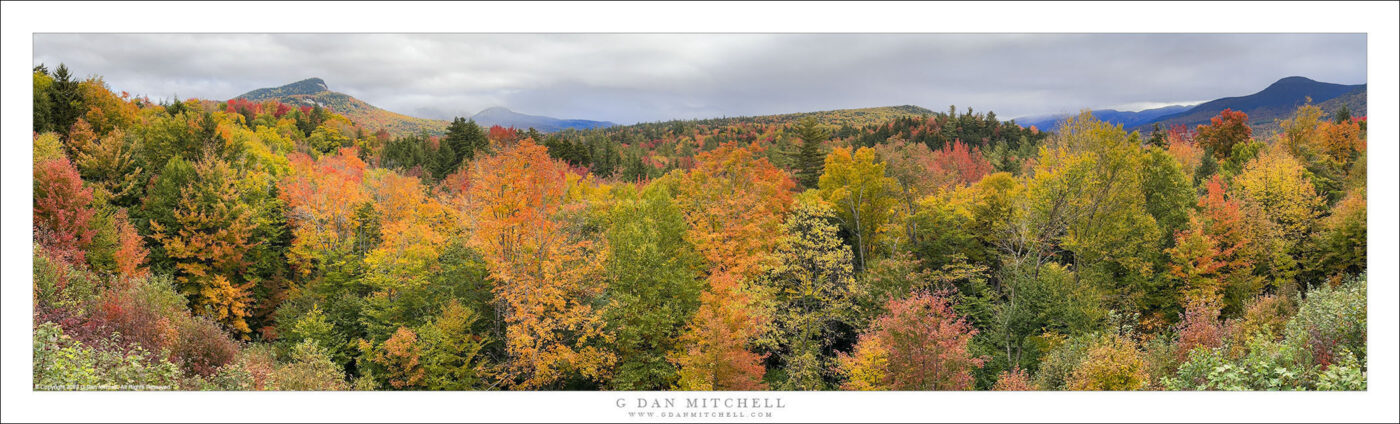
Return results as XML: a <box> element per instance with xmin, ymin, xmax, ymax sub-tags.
<box><xmin>34</xmin><ymin>34</ymin><xmax>1366</xmax><ymax>124</ymax></box>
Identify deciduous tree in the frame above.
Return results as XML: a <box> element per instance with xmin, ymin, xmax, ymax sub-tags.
<box><xmin>819</xmin><ymin>146</ymin><xmax>898</xmax><ymax>271</ymax></box>
<box><xmin>1196</xmin><ymin>109</ymin><xmax>1252</xmax><ymax>160</ymax></box>
<box><xmin>837</xmin><ymin>291</ymin><xmax>983</xmax><ymax>390</ymax></box>
<box><xmin>759</xmin><ymin>194</ymin><xmax>858</xmax><ymax>390</ymax></box>
<box><xmin>467</xmin><ymin>139</ymin><xmax>611</xmax><ymax>389</ymax></box>
<box><xmin>33</xmin><ymin>156</ymin><xmax>96</xmax><ymax>265</ymax></box>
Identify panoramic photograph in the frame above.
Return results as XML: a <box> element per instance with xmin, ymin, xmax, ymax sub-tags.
<box><xmin>25</xmin><ymin>32</ymin><xmax>1370</xmax><ymax>394</ymax></box>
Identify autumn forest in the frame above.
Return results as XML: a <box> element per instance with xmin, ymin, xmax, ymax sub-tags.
<box><xmin>31</xmin><ymin>64</ymin><xmax>1367</xmax><ymax>391</ymax></box>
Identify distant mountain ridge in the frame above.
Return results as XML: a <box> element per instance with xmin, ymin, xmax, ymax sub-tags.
<box><xmin>1016</xmin><ymin>104</ymin><xmax>1196</xmax><ymax>132</ymax></box>
<box><xmin>669</xmin><ymin>105</ymin><xmax>937</xmax><ymax>128</ymax></box>
<box><xmin>1137</xmin><ymin>76</ymin><xmax>1364</xmax><ymax>133</ymax></box>
<box><xmin>470</xmin><ymin>106</ymin><xmax>615</xmax><ymax>132</ymax></box>
<box><xmin>1015</xmin><ymin>76</ymin><xmax>1365</xmax><ymax>135</ymax></box>
<box><xmin>234</xmin><ymin>78</ymin><xmax>616</xmax><ymax>136</ymax></box>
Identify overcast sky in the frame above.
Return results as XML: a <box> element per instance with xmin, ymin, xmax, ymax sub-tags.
<box><xmin>33</xmin><ymin>33</ymin><xmax>1366</xmax><ymax>124</ymax></box>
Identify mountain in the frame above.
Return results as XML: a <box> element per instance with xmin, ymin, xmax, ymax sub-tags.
<box><xmin>740</xmin><ymin>105</ymin><xmax>936</xmax><ymax>127</ymax></box>
<box><xmin>1134</xmin><ymin>76</ymin><xmax>1365</xmax><ymax>133</ymax></box>
<box><xmin>660</xmin><ymin>105</ymin><xmax>938</xmax><ymax>129</ymax></box>
<box><xmin>1314</xmin><ymin>86</ymin><xmax>1368</xmax><ymax>119</ymax></box>
<box><xmin>235</xmin><ymin>78</ymin><xmax>448</xmax><ymax>136</ymax></box>
<box><xmin>1016</xmin><ymin>104</ymin><xmax>1195</xmax><ymax>132</ymax></box>
<box><xmin>470</xmin><ymin>106</ymin><xmax>615</xmax><ymax>132</ymax></box>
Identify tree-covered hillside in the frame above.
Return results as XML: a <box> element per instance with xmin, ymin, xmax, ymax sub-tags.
<box><xmin>32</xmin><ymin>65</ymin><xmax>1368</xmax><ymax>391</ymax></box>
<box><xmin>235</xmin><ymin>78</ymin><xmax>448</xmax><ymax>137</ymax></box>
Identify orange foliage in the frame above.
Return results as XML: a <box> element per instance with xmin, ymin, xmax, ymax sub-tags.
<box><xmin>467</xmin><ymin>139</ymin><xmax>611</xmax><ymax>388</ymax></box>
<box><xmin>672</xmin><ymin>271</ymin><xmax>769</xmax><ymax>390</ymax></box>
<box><xmin>838</xmin><ymin>291</ymin><xmax>983</xmax><ymax>390</ymax></box>
<box><xmin>930</xmin><ymin>140</ymin><xmax>994</xmax><ymax>187</ymax></box>
<box><xmin>671</xmin><ymin>142</ymin><xmax>794</xmax><ymax>279</ymax></box>
<box><xmin>112</xmin><ymin>209</ymin><xmax>150</xmax><ymax>279</ymax></box>
<box><xmin>148</xmin><ymin>158</ymin><xmax>257</xmax><ymax>336</ymax></box>
<box><xmin>668</xmin><ymin>142</ymin><xmax>794</xmax><ymax>390</ymax></box>
<box><xmin>279</xmin><ymin>148</ymin><xmax>371</xmax><ymax>274</ymax></box>
<box><xmin>376</xmin><ymin>327</ymin><xmax>425</xmax><ymax>389</ymax></box>
<box><xmin>992</xmin><ymin>367</ymin><xmax>1035</xmax><ymax>391</ymax></box>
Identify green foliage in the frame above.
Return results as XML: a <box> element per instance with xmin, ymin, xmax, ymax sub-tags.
<box><xmin>33</xmin><ymin>323</ymin><xmax>182</xmax><ymax>390</ymax></box>
<box><xmin>34</xmin><ymin>69</ymin><xmax>57</xmax><ymax>133</ymax></box>
<box><xmin>758</xmin><ymin>193</ymin><xmax>858</xmax><ymax>390</ymax></box>
<box><xmin>790</xmin><ymin>118</ymin><xmax>830</xmax><ymax>189</ymax></box>
<box><xmin>270</xmin><ymin>340</ymin><xmax>351</xmax><ymax>391</ymax></box>
<box><xmin>1140</xmin><ymin>147</ymin><xmax>1195</xmax><ymax>240</ymax></box>
<box><xmin>48</xmin><ymin>64</ymin><xmax>86</xmax><ymax>138</ymax></box>
<box><xmin>418</xmin><ymin>301</ymin><xmax>490</xmax><ymax>390</ymax></box>
<box><xmin>1163</xmin><ymin>337</ymin><xmax>1312</xmax><ymax>390</ymax></box>
<box><xmin>601</xmin><ymin>185</ymin><xmax>703</xmax><ymax>390</ymax></box>
<box><xmin>1315</xmin><ymin>353</ymin><xmax>1366</xmax><ymax>391</ymax></box>
<box><xmin>992</xmin><ymin>263</ymin><xmax>1107</xmax><ymax>378</ymax></box>
<box><xmin>1284</xmin><ymin>276</ymin><xmax>1366</xmax><ymax>365</ymax></box>
<box><xmin>445</xmin><ymin>117</ymin><xmax>489</xmax><ymax>166</ymax></box>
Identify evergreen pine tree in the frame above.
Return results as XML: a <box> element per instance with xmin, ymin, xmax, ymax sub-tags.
<box><xmin>50</xmin><ymin>63</ymin><xmax>84</xmax><ymax>137</ymax></box>
<box><xmin>445</xmin><ymin>117</ymin><xmax>488</xmax><ymax>167</ymax></box>
<box><xmin>791</xmin><ymin>118</ymin><xmax>830</xmax><ymax>189</ymax></box>
<box><xmin>1333</xmin><ymin>104</ymin><xmax>1352</xmax><ymax>124</ymax></box>
<box><xmin>1148</xmin><ymin>123</ymin><xmax>1167</xmax><ymax>147</ymax></box>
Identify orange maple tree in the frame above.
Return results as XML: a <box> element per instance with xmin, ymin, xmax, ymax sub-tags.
<box><xmin>467</xmin><ymin>139</ymin><xmax>611</xmax><ymax>389</ymax></box>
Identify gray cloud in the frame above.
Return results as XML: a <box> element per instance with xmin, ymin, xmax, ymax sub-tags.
<box><xmin>33</xmin><ymin>33</ymin><xmax>1366</xmax><ymax>124</ymax></box>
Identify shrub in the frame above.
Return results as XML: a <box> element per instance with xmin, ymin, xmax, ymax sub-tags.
<box><xmin>1284</xmin><ymin>275</ymin><xmax>1366</xmax><ymax>368</ymax></box>
<box><xmin>1230</xmin><ymin>294</ymin><xmax>1295</xmax><ymax>343</ymax></box>
<box><xmin>1173</xmin><ymin>301</ymin><xmax>1224</xmax><ymax>362</ymax></box>
<box><xmin>77</xmin><ymin>275</ymin><xmax>185</xmax><ymax>356</ymax></box>
<box><xmin>836</xmin><ymin>292</ymin><xmax>983</xmax><ymax>390</ymax></box>
<box><xmin>992</xmin><ymin>368</ymin><xmax>1034</xmax><ymax>391</ymax></box>
<box><xmin>168</xmin><ymin>316</ymin><xmax>239</xmax><ymax>377</ymax></box>
<box><xmin>1163</xmin><ymin>336</ymin><xmax>1312</xmax><ymax>390</ymax></box>
<box><xmin>270</xmin><ymin>340</ymin><xmax>350</xmax><ymax>391</ymax></box>
<box><xmin>33</xmin><ymin>322</ymin><xmax>181</xmax><ymax>390</ymax></box>
<box><xmin>1067</xmin><ymin>334</ymin><xmax>1149</xmax><ymax>391</ymax></box>
<box><xmin>1315</xmin><ymin>353</ymin><xmax>1366</xmax><ymax>391</ymax></box>
<box><xmin>1032</xmin><ymin>333</ymin><xmax>1093</xmax><ymax>390</ymax></box>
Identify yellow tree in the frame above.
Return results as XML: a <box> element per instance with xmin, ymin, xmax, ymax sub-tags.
<box><xmin>1019</xmin><ymin>112</ymin><xmax>1160</xmax><ymax>316</ymax></box>
<box><xmin>758</xmin><ymin>193</ymin><xmax>857</xmax><ymax>390</ymax></box>
<box><xmin>1232</xmin><ymin>143</ymin><xmax>1324</xmax><ymax>291</ymax></box>
<box><xmin>872</xmin><ymin>137</ymin><xmax>938</xmax><ymax>246</ymax></box>
<box><xmin>818</xmin><ymin>146</ymin><xmax>898</xmax><ymax>271</ymax></box>
<box><xmin>1066</xmin><ymin>334</ymin><xmax>1149</xmax><ymax>391</ymax></box>
<box><xmin>148</xmin><ymin>155</ymin><xmax>258</xmax><ymax>336</ymax></box>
